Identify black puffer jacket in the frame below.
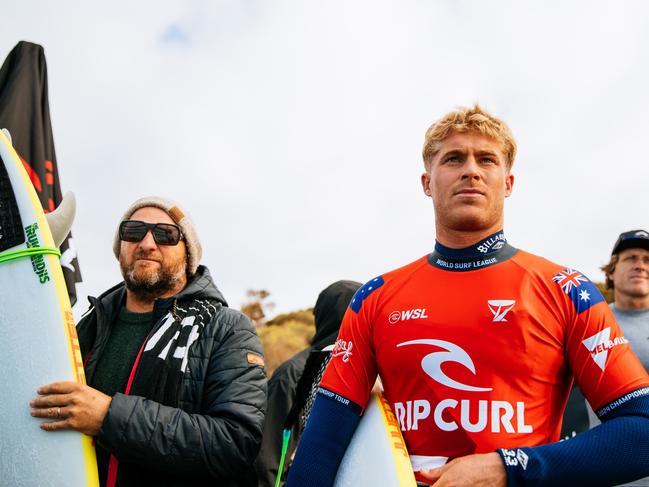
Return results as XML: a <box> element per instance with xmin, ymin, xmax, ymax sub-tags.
<box><xmin>77</xmin><ymin>266</ymin><xmax>266</xmax><ymax>487</ymax></box>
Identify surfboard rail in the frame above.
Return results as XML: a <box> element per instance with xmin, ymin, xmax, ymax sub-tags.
<box><xmin>335</xmin><ymin>392</ymin><xmax>417</xmax><ymax>486</ymax></box>
<box><xmin>0</xmin><ymin>129</ymin><xmax>99</xmax><ymax>486</ymax></box>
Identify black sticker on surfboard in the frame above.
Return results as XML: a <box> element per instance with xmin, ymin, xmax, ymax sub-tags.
<box><xmin>0</xmin><ymin>153</ymin><xmax>25</xmax><ymax>252</ymax></box>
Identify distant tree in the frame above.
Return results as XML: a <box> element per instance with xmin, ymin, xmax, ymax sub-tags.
<box><xmin>253</xmin><ymin>307</ymin><xmax>315</xmax><ymax>375</ymax></box>
<box><xmin>241</xmin><ymin>289</ymin><xmax>275</xmax><ymax>327</ymax></box>
<box><xmin>266</xmin><ymin>308</ymin><xmax>314</xmax><ymax>327</ymax></box>
<box><xmin>258</xmin><ymin>317</ymin><xmax>315</xmax><ymax>376</ymax></box>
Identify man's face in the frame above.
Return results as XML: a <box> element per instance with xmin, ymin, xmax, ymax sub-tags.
<box><xmin>421</xmin><ymin>131</ymin><xmax>514</xmax><ymax>234</ymax></box>
<box><xmin>611</xmin><ymin>248</ymin><xmax>649</xmax><ymax>300</ymax></box>
<box><xmin>119</xmin><ymin>207</ymin><xmax>187</xmax><ymax>299</ymax></box>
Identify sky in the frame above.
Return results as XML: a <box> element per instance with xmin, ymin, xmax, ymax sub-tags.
<box><xmin>2</xmin><ymin>1</ymin><xmax>649</xmax><ymax>320</ymax></box>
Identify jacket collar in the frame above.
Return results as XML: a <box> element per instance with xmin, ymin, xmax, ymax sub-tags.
<box><xmin>85</xmin><ymin>265</ymin><xmax>227</xmax><ymax>321</ymax></box>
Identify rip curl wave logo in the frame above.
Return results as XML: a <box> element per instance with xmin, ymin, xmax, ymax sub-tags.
<box><xmin>397</xmin><ymin>339</ymin><xmax>492</xmax><ymax>392</ymax></box>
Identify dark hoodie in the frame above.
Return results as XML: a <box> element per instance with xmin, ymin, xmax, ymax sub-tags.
<box><xmin>77</xmin><ymin>266</ymin><xmax>266</xmax><ymax>487</ymax></box>
<box><xmin>254</xmin><ymin>280</ymin><xmax>361</xmax><ymax>487</ymax></box>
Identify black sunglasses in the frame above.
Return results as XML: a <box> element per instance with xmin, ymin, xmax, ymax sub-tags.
<box><xmin>119</xmin><ymin>220</ymin><xmax>182</xmax><ymax>246</ymax></box>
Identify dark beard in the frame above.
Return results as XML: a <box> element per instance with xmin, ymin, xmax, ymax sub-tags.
<box><xmin>120</xmin><ymin>254</ymin><xmax>186</xmax><ymax>302</ymax></box>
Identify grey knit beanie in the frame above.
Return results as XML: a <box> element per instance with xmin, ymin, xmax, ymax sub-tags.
<box><xmin>113</xmin><ymin>196</ymin><xmax>202</xmax><ymax>275</ymax></box>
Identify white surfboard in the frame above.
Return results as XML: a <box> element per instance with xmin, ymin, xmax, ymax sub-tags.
<box><xmin>0</xmin><ymin>130</ymin><xmax>99</xmax><ymax>486</ymax></box>
<box><xmin>334</xmin><ymin>392</ymin><xmax>417</xmax><ymax>486</ymax></box>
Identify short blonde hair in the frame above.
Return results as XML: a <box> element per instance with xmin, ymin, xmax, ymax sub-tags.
<box><xmin>422</xmin><ymin>104</ymin><xmax>517</xmax><ymax>171</ymax></box>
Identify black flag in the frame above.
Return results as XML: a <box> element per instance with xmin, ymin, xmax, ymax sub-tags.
<box><xmin>0</xmin><ymin>41</ymin><xmax>82</xmax><ymax>305</ymax></box>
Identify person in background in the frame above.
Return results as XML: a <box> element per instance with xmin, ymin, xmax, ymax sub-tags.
<box><xmin>602</xmin><ymin>230</ymin><xmax>649</xmax><ymax>372</ymax></box>
<box><xmin>31</xmin><ymin>196</ymin><xmax>267</xmax><ymax>487</ymax></box>
<box><xmin>562</xmin><ymin>230</ymin><xmax>649</xmax><ymax>449</ymax></box>
<box><xmin>255</xmin><ymin>280</ymin><xmax>361</xmax><ymax>487</ymax></box>
<box><xmin>597</xmin><ymin>229</ymin><xmax>649</xmax><ymax>486</ymax></box>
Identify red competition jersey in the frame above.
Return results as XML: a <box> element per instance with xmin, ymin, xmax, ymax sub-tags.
<box><xmin>321</xmin><ymin>236</ymin><xmax>649</xmax><ymax>470</ymax></box>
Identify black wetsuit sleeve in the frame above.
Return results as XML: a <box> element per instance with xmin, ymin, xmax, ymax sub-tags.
<box><xmin>499</xmin><ymin>390</ymin><xmax>649</xmax><ymax>486</ymax></box>
<box><xmin>285</xmin><ymin>388</ymin><xmax>362</xmax><ymax>486</ymax></box>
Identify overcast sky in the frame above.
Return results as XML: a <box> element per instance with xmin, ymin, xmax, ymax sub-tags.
<box><xmin>2</xmin><ymin>1</ymin><xmax>648</xmax><ymax>319</ymax></box>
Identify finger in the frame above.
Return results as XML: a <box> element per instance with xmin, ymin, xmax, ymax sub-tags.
<box><xmin>30</xmin><ymin>393</ymin><xmax>71</xmax><ymax>408</ymax></box>
<box><xmin>39</xmin><ymin>419</ymin><xmax>71</xmax><ymax>431</ymax></box>
<box><xmin>37</xmin><ymin>381</ymin><xmax>78</xmax><ymax>395</ymax></box>
<box><xmin>31</xmin><ymin>405</ymin><xmax>68</xmax><ymax>419</ymax></box>
<box><xmin>419</xmin><ymin>467</ymin><xmax>444</xmax><ymax>481</ymax></box>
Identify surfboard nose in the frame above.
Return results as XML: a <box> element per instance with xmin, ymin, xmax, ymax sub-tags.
<box><xmin>1</xmin><ymin>128</ymin><xmax>12</xmax><ymax>144</ymax></box>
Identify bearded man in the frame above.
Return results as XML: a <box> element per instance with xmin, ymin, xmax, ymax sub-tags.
<box><xmin>30</xmin><ymin>197</ymin><xmax>267</xmax><ymax>487</ymax></box>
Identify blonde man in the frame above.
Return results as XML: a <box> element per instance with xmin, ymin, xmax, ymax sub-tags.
<box><xmin>286</xmin><ymin>106</ymin><xmax>649</xmax><ymax>486</ymax></box>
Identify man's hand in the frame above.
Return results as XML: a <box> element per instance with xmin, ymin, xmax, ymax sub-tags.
<box><xmin>30</xmin><ymin>381</ymin><xmax>111</xmax><ymax>436</ymax></box>
<box><xmin>419</xmin><ymin>452</ymin><xmax>506</xmax><ymax>487</ymax></box>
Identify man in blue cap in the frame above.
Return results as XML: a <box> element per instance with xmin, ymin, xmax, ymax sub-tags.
<box><xmin>596</xmin><ymin>230</ymin><xmax>649</xmax><ymax>487</ymax></box>
<box><xmin>603</xmin><ymin>230</ymin><xmax>649</xmax><ymax>373</ymax></box>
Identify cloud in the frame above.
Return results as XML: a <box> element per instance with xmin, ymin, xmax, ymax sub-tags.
<box><xmin>1</xmin><ymin>1</ymin><xmax>648</xmax><ymax>318</ymax></box>
<box><xmin>160</xmin><ymin>24</ymin><xmax>191</xmax><ymax>46</ymax></box>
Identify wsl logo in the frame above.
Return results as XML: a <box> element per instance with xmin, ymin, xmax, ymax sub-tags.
<box><xmin>388</xmin><ymin>308</ymin><xmax>429</xmax><ymax>324</ymax></box>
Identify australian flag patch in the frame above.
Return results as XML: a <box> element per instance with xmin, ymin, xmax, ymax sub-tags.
<box><xmin>552</xmin><ymin>268</ymin><xmax>604</xmax><ymax>314</ymax></box>
<box><xmin>350</xmin><ymin>276</ymin><xmax>384</xmax><ymax>313</ymax></box>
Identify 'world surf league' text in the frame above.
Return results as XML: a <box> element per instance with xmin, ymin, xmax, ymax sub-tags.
<box><xmin>435</xmin><ymin>257</ymin><xmax>497</xmax><ymax>270</ymax></box>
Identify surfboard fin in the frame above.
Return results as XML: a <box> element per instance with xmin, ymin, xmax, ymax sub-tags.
<box><xmin>1</xmin><ymin>128</ymin><xmax>12</xmax><ymax>145</ymax></box>
<box><xmin>45</xmin><ymin>191</ymin><xmax>76</xmax><ymax>247</ymax></box>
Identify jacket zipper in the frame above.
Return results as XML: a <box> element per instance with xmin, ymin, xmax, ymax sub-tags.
<box><xmin>105</xmin><ymin>339</ymin><xmax>147</xmax><ymax>487</ymax></box>
<box><xmin>105</xmin><ymin>299</ymin><xmax>179</xmax><ymax>487</ymax></box>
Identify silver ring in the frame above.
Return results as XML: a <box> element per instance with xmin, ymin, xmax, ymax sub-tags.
<box><xmin>56</xmin><ymin>407</ymin><xmax>61</xmax><ymax>418</ymax></box>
